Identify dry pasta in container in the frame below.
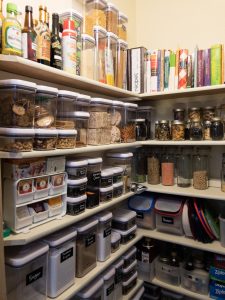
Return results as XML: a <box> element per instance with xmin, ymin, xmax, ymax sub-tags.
<box><xmin>33</xmin><ymin>129</ymin><xmax>58</xmax><ymax>151</ymax></box>
<box><xmin>0</xmin><ymin>128</ymin><xmax>34</xmax><ymax>152</ymax></box>
<box><xmin>85</xmin><ymin>0</ymin><xmax>107</xmax><ymax>36</ymax></box>
<box><xmin>105</xmin><ymin>2</ymin><xmax>118</xmax><ymax>35</ymax></box>
<box><xmin>116</xmin><ymin>39</ymin><xmax>128</xmax><ymax>89</ymax></box>
<box><xmin>67</xmin><ymin>194</ymin><xmax>87</xmax><ymax>216</ymax></box>
<box><xmin>118</xmin><ymin>12</ymin><xmax>128</xmax><ymax>41</ymax></box>
<box><xmin>105</xmin><ymin>32</ymin><xmax>118</xmax><ymax>86</ymax></box>
<box><xmin>112</xmin><ymin>208</ymin><xmax>136</xmax><ymax>231</ymax></box>
<box><xmin>74</xmin><ymin>111</ymin><xmax>90</xmax><ymax>147</ymax></box>
<box><xmin>94</xmin><ymin>25</ymin><xmax>107</xmax><ymax>83</ymax></box>
<box><xmin>111</xmin><ymin>231</ymin><xmax>121</xmax><ymax>253</ymax></box>
<box><xmin>81</xmin><ymin>34</ymin><xmax>95</xmax><ymax>80</ymax></box>
<box><xmin>56</xmin><ymin>129</ymin><xmax>77</xmax><ymax>149</ymax></box>
<box><xmin>66</xmin><ymin>159</ymin><xmax>88</xmax><ymax>180</ymax></box>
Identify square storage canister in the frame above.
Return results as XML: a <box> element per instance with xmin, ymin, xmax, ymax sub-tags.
<box><xmin>5</xmin><ymin>242</ymin><xmax>49</xmax><ymax>300</ymax></box>
<box><xmin>103</xmin><ymin>267</ymin><xmax>115</xmax><ymax>300</ymax></box>
<box><xmin>112</xmin><ymin>259</ymin><xmax>124</xmax><ymax>300</ymax></box>
<box><xmin>74</xmin><ymin>277</ymin><xmax>104</xmax><ymax>300</ymax></box>
<box><xmin>112</xmin><ymin>208</ymin><xmax>136</xmax><ymax>231</ymax></box>
<box><xmin>43</xmin><ymin>227</ymin><xmax>77</xmax><ymax>298</ymax></box>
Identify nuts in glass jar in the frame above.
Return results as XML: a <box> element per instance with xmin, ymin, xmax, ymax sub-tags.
<box><xmin>171</xmin><ymin>120</ymin><xmax>185</xmax><ymax>141</ymax></box>
<box><xmin>203</xmin><ymin>121</ymin><xmax>212</xmax><ymax>140</ymax></box>
<box><xmin>188</xmin><ymin>107</ymin><xmax>201</xmax><ymax>121</ymax></box>
<box><xmin>202</xmin><ymin>106</ymin><xmax>215</xmax><ymax>121</ymax></box>
<box><xmin>158</xmin><ymin>120</ymin><xmax>170</xmax><ymax>141</ymax></box>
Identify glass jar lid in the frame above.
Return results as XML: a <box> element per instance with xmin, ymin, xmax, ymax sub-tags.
<box><xmin>212</xmin><ymin>117</ymin><xmax>221</xmax><ymax>122</ymax></box>
<box><xmin>36</xmin><ymin>85</ymin><xmax>58</xmax><ymax>96</ymax></box>
<box><xmin>189</xmin><ymin>107</ymin><xmax>200</xmax><ymax>111</ymax></box>
<box><xmin>171</xmin><ymin>120</ymin><xmax>184</xmax><ymax>125</ymax></box>
<box><xmin>160</xmin><ymin>120</ymin><xmax>169</xmax><ymax>124</ymax></box>
<box><xmin>173</xmin><ymin>108</ymin><xmax>185</xmax><ymax>112</ymax></box>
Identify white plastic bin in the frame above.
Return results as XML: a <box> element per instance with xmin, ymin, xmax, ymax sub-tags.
<box><xmin>112</xmin><ymin>208</ymin><xmax>136</xmax><ymax>231</ymax></box>
<box><xmin>128</xmin><ymin>193</ymin><xmax>156</xmax><ymax>229</ymax></box>
<box><xmin>122</xmin><ymin>247</ymin><xmax>137</xmax><ymax>268</ymax></box>
<box><xmin>103</xmin><ymin>267</ymin><xmax>115</xmax><ymax>300</ymax></box>
<box><xmin>111</xmin><ymin>231</ymin><xmax>121</xmax><ymax>253</ymax></box>
<box><xmin>28</xmin><ymin>202</ymin><xmax>49</xmax><ymax>223</ymax></box>
<box><xmin>33</xmin><ymin>176</ymin><xmax>50</xmax><ymax>199</ymax></box>
<box><xmin>49</xmin><ymin>173</ymin><xmax>67</xmax><ymax>195</ymax></box>
<box><xmin>122</xmin><ymin>271</ymin><xmax>137</xmax><ymax>295</ymax></box>
<box><xmin>5</xmin><ymin>242</ymin><xmax>49</xmax><ymax>300</ymax></box>
<box><xmin>66</xmin><ymin>159</ymin><xmax>88</xmax><ymax>180</ymax></box>
<box><xmin>112</xmin><ymin>225</ymin><xmax>137</xmax><ymax>244</ymax></box>
<box><xmin>181</xmin><ymin>267</ymin><xmax>209</xmax><ymax>295</ymax></box>
<box><xmin>75</xmin><ymin>277</ymin><xmax>104</xmax><ymax>300</ymax></box>
<box><xmin>95</xmin><ymin>212</ymin><xmax>112</xmax><ymax>262</ymax></box>
<box><xmin>155</xmin><ymin>257</ymin><xmax>180</xmax><ymax>286</ymax></box>
<box><xmin>112</xmin><ymin>259</ymin><xmax>124</xmax><ymax>300</ymax></box>
<box><xmin>67</xmin><ymin>194</ymin><xmax>87</xmax><ymax>216</ymax></box>
<box><xmin>155</xmin><ymin>197</ymin><xmax>184</xmax><ymax>235</ymax></box>
<box><xmin>15</xmin><ymin>206</ymin><xmax>33</xmax><ymax>230</ymax></box>
<box><xmin>43</xmin><ymin>227</ymin><xmax>77</xmax><ymax>298</ymax></box>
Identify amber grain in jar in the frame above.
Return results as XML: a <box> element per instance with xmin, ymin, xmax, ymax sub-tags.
<box><xmin>105</xmin><ymin>3</ymin><xmax>118</xmax><ymax>35</ymax></box>
<box><xmin>188</xmin><ymin>107</ymin><xmax>201</xmax><ymax>122</ymax></box>
<box><xmin>158</xmin><ymin>120</ymin><xmax>170</xmax><ymax>141</ymax></box>
<box><xmin>171</xmin><ymin>120</ymin><xmax>185</xmax><ymax>141</ymax></box>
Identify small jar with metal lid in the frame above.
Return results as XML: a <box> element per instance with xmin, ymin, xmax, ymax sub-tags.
<box><xmin>203</xmin><ymin>121</ymin><xmax>212</xmax><ymax>140</ymax></box>
<box><xmin>171</xmin><ymin>120</ymin><xmax>185</xmax><ymax>141</ymax></box>
<box><xmin>210</xmin><ymin>117</ymin><xmax>224</xmax><ymax>140</ymax></box>
<box><xmin>158</xmin><ymin>120</ymin><xmax>170</xmax><ymax>141</ymax></box>
<box><xmin>185</xmin><ymin>120</ymin><xmax>191</xmax><ymax>140</ymax></box>
<box><xmin>188</xmin><ymin>107</ymin><xmax>201</xmax><ymax>122</ymax></box>
<box><xmin>173</xmin><ymin>108</ymin><xmax>185</xmax><ymax>121</ymax></box>
<box><xmin>190</xmin><ymin>120</ymin><xmax>203</xmax><ymax>141</ymax></box>
<box><xmin>154</xmin><ymin>121</ymin><xmax>160</xmax><ymax>140</ymax></box>
<box><xmin>202</xmin><ymin>106</ymin><xmax>215</xmax><ymax>121</ymax></box>
<box><xmin>135</xmin><ymin>119</ymin><xmax>147</xmax><ymax>141</ymax></box>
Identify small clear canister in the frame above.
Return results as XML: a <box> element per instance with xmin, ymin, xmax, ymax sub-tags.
<box><xmin>85</xmin><ymin>0</ymin><xmax>107</xmax><ymax>37</ymax></box>
<box><xmin>106</xmin><ymin>32</ymin><xmax>118</xmax><ymax>86</ymax></box>
<box><xmin>94</xmin><ymin>25</ymin><xmax>107</xmax><ymax>83</ymax></box>
<box><xmin>116</xmin><ymin>39</ymin><xmax>128</xmax><ymax>89</ymax></box>
<box><xmin>118</xmin><ymin>12</ymin><xmax>128</xmax><ymax>41</ymax></box>
<box><xmin>81</xmin><ymin>34</ymin><xmax>95</xmax><ymax>80</ymax></box>
<box><xmin>105</xmin><ymin>2</ymin><xmax>119</xmax><ymax>35</ymax></box>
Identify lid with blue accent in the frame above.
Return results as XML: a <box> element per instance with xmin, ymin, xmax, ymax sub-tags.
<box><xmin>128</xmin><ymin>192</ymin><xmax>155</xmax><ymax>212</ymax></box>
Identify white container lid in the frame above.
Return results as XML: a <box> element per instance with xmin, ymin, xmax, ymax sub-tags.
<box><xmin>93</xmin><ymin>25</ymin><xmax>107</xmax><ymax>34</ymax></box>
<box><xmin>101</xmin><ymin>168</ymin><xmax>114</xmax><ymax>177</ymax></box>
<box><xmin>67</xmin><ymin>177</ymin><xmax>88</xmax><ymax>185</ymax></box>
<box><xmin>66</xmin><ymin>159</ymin><xmax>88</xmax><ymax>167</ymax></box>
<box><xmin>96</xmin><ymin>211</ymin><xmax>112</xmax><ymax>223</ymax></box>
<box><xmin>106</xmin><ymin>2</ymin><xmax>118</xmax><ymax>12</ymax></box>
<box><xmin>58</xmin><ymin>90</ymin><xmax>79</xmax><ymax>99</ymax></box>
<box><xmin>106</xmin><ymin>32</ymin><xmax>118</xmax><ymax>40</ymax></box>
<box><xmin>87</xmin><ymin>157</ymin><xmax>103</xmax><ymax>164</ymax></box>
<box><xmin>85</xmin><ymin>0</ymin><xmax>107</xmax><ymax>8</ymax></box>
<box><xmin>113</xmin><ymin>167</ymin><xmax>124</xmax><ymax>174</ymax></box>
<box><xmin>103</xmin><ymin>267</ymin><xmax>115</xmax><ymax>281</ymax></box>
<box><xmin>106</xmin><ymin>152</ymin><xmax>133</xmax><ymax>159</ymax></box>
<box><xmin>122</xmin><ymin>271</ymin><xmax>137</xmax><ymax>286</ymax></box>
<box><xmin>0</xmin><ymin>79</ymin><xmax>36</xmax><ymax>90</ymax></box>
<box><xmin>76</xmin><ymin>94</ymin><xmax>91</xmax><ymax>102</ymax></box>
<box><xmin>122</xmin><ymin>246</ymin><xmax>137</xmax><ymax>260</ymax></box>
<box><xmin>74</xmin><ymin>111</ymin><xmax>90</xmax><ymax>119</ymax></box>
<box><xmin>113</xmin><ymin>182</ymin><xmax>123</xmax><ymax>188</ymax></box>
<box><xmin>113</xmin><ymin>224</ymin><xmax>137</xmax><ymax>236</ymax></box>
<box><xmin>119</xmin><ymin>12</ymin><xmax>128</xmax><ymax>22</ymax></box>
<box><xmin>43</xmin><ymin>227</ymin><xmax>77</xmax><ymax>247</ymax></box>
<box><xmin>57</xmin><ymin>129</ymin><xmax>77</xmax><ymax>136</ymax></box>
<box><xmin>155</xmin><ymin>197</ymin><xmax>183</xmax><ymax>213</ymax></box>
<box><xmin>66</xmin><ymin>194</ymin><xmax>87</xmax><ymax>203</ymax></box>
<box><xmin>124</xmin><ymin>102</ymin><xmax>138</xmax><ymax>108</ymax></box>
<box><xmin>91</xmin><ymin>98</ymin><xmax>113</xmax><ymax>106</ymax></box>
<box><xmin>75</xmin><ymin>218</ymin><xmax>98</xmax><ymax>233</ymax></box>
<box><xmin>111</xmin><ymin>231</ymin><xmax>121</xmax><ymax>244</ymax></box>
<box><xmin>100</xmin><ymin>186</ymin><xmax>113</xmax><ymax>193</ymax></box>
<box><xmin>5</xmin><ymin>242</ymin><xmax>49</xmax><ymax>267</ymax></box>
<box><xmin>112</xmin><ymin>100</ymin><xmax>124</xmax><ymax>107</ymax></box>
<box><xmin>138</xmin><ymin>105</ymin><xmax>153</xmax><ymax>111</ymax></box>
<box><xmin>35</xmin><ymin>129</ymin><xmax>58</xmax><ymax>137</ymax></box>
<box><xmin>60</xmin><ymin>9</ymin><xmax>83</xmax><ymax>20</ymax></box>
<box><xmin>82</xmin><ymin>33</ymin><xmax>95</xmax><ymax>43</ymax></box>
<box><xmin>122</xmin><ymin>259</ymin><xmax>137</xmax><ymax>274</ymax></box>
<box><xmin>113</xmin><ymin>208</ymin><xmax>137</xmax><ymax>222</ymax></box>
<box><xmin>112</xmin><ymin>258</ymin><xmax>124</xmax><ymax>269</ymax></box>
<box><xmin>0</xmin><ymin>128</ymin><xmax>35</xmax><ymax>137</ymax></box>
<box><xmin>36</xmin><ymin>85</ymin><xmax>58</xmax><ymax>95</ymax></box>
<box><xmin>77</xmin><ymin>278</ymin><xmax>104</xmax><ymax>298</ymax></box>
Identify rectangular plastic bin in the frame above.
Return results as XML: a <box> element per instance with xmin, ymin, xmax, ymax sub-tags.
<box><xmin>43</xmin><ymin>227</ymin><xmax>77</xmax><ymax>298</ymax></box>
<box><xmin>111</xmin><ymin>230</ymin><xmax>121</xmax><ymax>253</ymax></box>
<box><xmin>67</xmin><ymin>177</ymin><xmax>87</xmax><ymax>198</ymax></box>
<box><xmin>4</xmin><ymin>178</ymin><xmax>34</xmax><ymax>205</ymax></box>
<box><xmin>33</xmin><ymin>176</ymin><xmax>50</xmax><ymax>199</ymax></box>
<box><xmin>112</xmin><ymin>208</ymin><xmax>136</xmax><ymax>231</ymax></box>
<box><xmin>5</xmin><ymin>242</ymin><xmax>49</xmax><ymax>300</ymax></box>
<box><xmin>49</xmin><ymin>172</ymin><xmax>67</xmax><ymax>195</ymax></box>
<box><xmin>155</xmin><ymin>257</ymin><xmax>180</xmax><ymax>286</ymax></box>
<box><xmin>122</xmin><ymin>271</ymin><xmax>137</xmax><ymax>295</ymax></box>
<box><xmin>122</xmin><ymin>247</ymin><xmax>137</xmax><ymax>268</ymax></box>
<box><xmin>112</xmin><ymin>225</ymin><xmax>137</xmax><ymax>244</ymax></box>
<box><xmin>181</xmin><ymin>267</ymin><xmax>209</xmax><ymax>295</ymax></box>
<box><xmin>67</xmin><ymin>194</ymin><xmax>86</xmax><ymax>216</ymax></box>
<box><xmin>75</xmin><ymin>277</ymin><xmax>104</xmax><ymax>300</ymax></box>
<box><xmin>137</xmin><ymin>258</ymin><xmax>156</xmax><ymax>282</ymax></box>
<box><xmin>112</xmin><ymin>259</ymin><xmax>124</xmax><ymax>300</ymax></box>
<box><xmin>103</xmin><ymin>267</ymin><xmax>115</xmax><ymax>300</ymax></box>
<box><xmin>122</xmin><ymin>259</ymin><xmax>137</xmax><ymax>282</ymax></box>
<box><xmin>66</xmin><ymin>159</ymin><xmax>88</xmax><ymax>180</ymax></box>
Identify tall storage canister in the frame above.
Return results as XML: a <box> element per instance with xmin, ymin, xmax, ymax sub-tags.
<box><xmin>43</xmin><ymin>227</ymin><xmax>77</xmax><ymax>298</ymax></box>
<box><xmin>5</xmin><ymin>242</ymin><xmax>49</xmax><ymax>300</ymax></box>
<box><xmin>112</xmin><ymin>259</ymin><xmax>124</xmax><ymax>300</ymax></box>
<box><xmin>116</xmin><ymin>39</ymin><xmax>128</xmax><ymax>89</ymax></box>
<box><xmin>121</xmin><ymin>103</ymin><xmax>138</xmax><ymax>143</ymax></box>
<box><xmin>84</xmin><ymin>0</ymin><xmax>107</xmax><ymax>36</ymax></box>
<box><xmin>86</xmin><ymin>157</ymin><xmax>102</xmax><ymax>208</ymax></box>
<box><xmin>95</xmin><ymin>211</ymin><xmax>112</xmax><ymax>262</ymax></box>
<box><xmin>105</xmin><ymin>32</ymin><xmax>118</xmax><ymax>86</ymax></box>
<box><xmin>81</xmin><ymin>34</ymin><xmax>95</xmax><ymax>80</ymax></box>
<box><xmin>105</xmin><ymin>3</ymin><xmax>119</xmax><ymax>35</ymax></box>
<box><xmin>118</xmin><ymin>12</ymin><xmax>128</xmax><ymax>41</ymax></box>
<box><xmin>75</xmin><ymin>277</ymin><xmax>104</xmax><ymax>300</ymax></box>
<box><xmin>103</xmin><ymin>267</ymin><xmax>115</xmax><ymax>300</ymax></box>
<box><xmin>94</xmin><ymin>25</ymin><xmax>107</xmax><ymax>83</ymax></box>
<box><xmin>75</xmin><ymin>218</ymin><xmax>98</xmax><ymax>277</ymax></box>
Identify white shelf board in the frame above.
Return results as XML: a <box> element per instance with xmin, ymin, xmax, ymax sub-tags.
<box><xmin>151</xmin><ymin>278</ymin><xmax>210</xmax><ymax>300</ymax></box>
<box><xmin>123</xmin><ymin>279</ymin><xmax>144</xmax><ymax>300</ymax></box>
<box><xmin>47</xmin><ymin>235</ymin><xmax>142</xmax><ymax>300</ymax></box>
<box><xmin>139</xmin><ymin>228</ymin><xmax>225</xmax><ymax>255</ymax></box>
<box><xmin>0</xmin><ymin>55</ymin><xmax>139</xmax><ymax>99</ymax></box>
<box><xmin>140</xmin><ymin>84</ymin><xmax>225</xmax><ymax>100</ymax></box>
<box><xmin>4</xmin><ymin>191</ymin><xmax>135</xmax><ymax>246</ymax></box>
<box><xmin>0</xmin><ymin>142</ymin><xmax>141</xmax><ymax>159</ymax></box>
<box><xmin>146</xmin><ymin>183</ymin><xmax>225</xmax><ymax>201</ymax></box>
<box><xmin>141</xmin><ymin>140</ymin><xmax>225</xmax><ymax>146</ymax></box>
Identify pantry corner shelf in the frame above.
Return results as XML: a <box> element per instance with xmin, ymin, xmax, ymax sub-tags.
<box><xmin>4</xmin><ymin>191</ymin><xmax>135</xmax><ymax>246</ymax></box>
<box><xmin>146</xmin><ymin>183</ymin><xmax>225</xmax><ymax>201</ymax></box>
<box><xmin>0</xmin><ymin>55</ymin><xmax>139</xmax><ymax>99</ymax></box>
<box><xmin>151</xmin><ymin>278</ymin><xmax>210</xmax><ymax>300</ymax></box>
<box><xmin>47</xmin><ymin>236</ymin><xmax>143</xmax><ymax>300</ymax></box>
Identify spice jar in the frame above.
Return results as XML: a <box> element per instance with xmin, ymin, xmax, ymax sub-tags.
<box><xmin>173</xmin><ymin>108</ymin><xmax>185</xmax><ymax>121</ymax></box>
<box><xmin>34</xmin><ymin>129</ymin><xmax>58</xmax><ymax>151</ymax></box>
<box><xmin>0</xmin><ymin>79</ymin><xmax>36</xmax><ymax>128</ymax></box>
<box><xmin>116</xmin><ymin>39</ymin><xmax>128</xmax><ymax>89</ymax></box>
<box><xmin>161</xmin><ymin>151</ymin><xmax>175</xmax><ymax>186</ymax></box>
<box><xmin>111</xmin><ymin>100</ymin><xmax>123</xmax><ymax>143</ymax></box>
<box><xmin>158</xmin><ymin>120</ymin><xmax>170</xmax><ymax>141</ymax></box>
<box><xmin>76</xmin><ymin>94</ymin><xmax>91</xmax><ymax>113</ymax></box>
<box><xmin>210</xmin><ymin>117</ymin><xmax>224</xmax><ymax>140</ymax></box>
<box><xmin>74</xmin><ymin>112</ymin><xmax>90</xmax><ymax>147</ymax></box>
<box><xmin>185</xmin><ymin>120</ymin><xmax>191</xmax><ymax>140</ymax></box>
<box><xmin>81</xmin><ymin>34</ymin><xmax>95</xmax><ymax>80</ymax></box>
<box><xmin>85</xmin><ymin>0</ymin><xmax>107</xmax><ymax>36</ymax></box>
<box><xmin>203</xmin><ymin>121</ymin><xmax>212</xmax><ymax>140</ymax></box>
<box><xmin>193</xmin><ymin>148</ymin><xmax>209</xmax><ymax>190</ymax></box>
<box><xmin>106</xmin><ymin>32</ymin><xmax>118</xmax><ymax>86</ymax></box>
<box><xmin>135</xmin><ymin>119</ymin><xmax>147</xmax><ymax>141</ymax></box>
<box><xmin>0</xmin><ymin>128</ymin><xmax>34</xmax><ymax>152</ymax></box>
<box><xmin>137</xmin><ymin>106</ymin><xmax>152</xmax><ymax>140</ymax></box>
<box><xmin>105</xmin><ymin>2</ymin><xmax>118</xmax><ymax>35</ymax></box>
<box><xmin>155</xmin><ymin>121</ymin><xmax>160</xmax><ymax>140</ymax></box>
<box><xmin>94</xmin><ymin>25</ymin><xmax>107</xmax><ymax>83</ymax></box>
<box><xmin>221</xmin><ymin>153</ymin><xmax>225</xmax><ymax>192</ymax></box>
<box><xmin>35</xmin><ymin>85</ymin><xmax>58</xmax><ymax>129</ymax></box>
<box><xmin>56</xmin><ymin>129</ymin><xmax>77</xmax><ymax>149</ymax></box>
<box><xmin>177</xmin><ymin>148</ymin><xmax>192</xmax><ymax>187</ymax></box>
<box><xmin>171</xmin><ymin>120</ymin><xmax>185</xmax><ymax>141</ymax></box>
<box><xmin>148</xmin><ymin>150</ymin><xmax>160</xmax><ymax>185</ymax></box>
<box><xmin>121</xmin><ymin>103</ymin><xmax>138</xmax><ymax>143</ymax></box>
<box><xmin>190</xmin><ymin>119</ymin><xmax>203</xmax><ymax>141</ymax></box>
<box><xmin>118</xmin><ymin>12</ymin><xmax>128</xmax><ymax>41</ymax></box>
<box><xmin>202</xmin><ymin>106</ymin><xmax>215</xmax><ymax>121</ymax></box>
<box><xmin>188</xmin><ymin>107</ymin><xmax>201</xmax><ymax>122</ymax></box>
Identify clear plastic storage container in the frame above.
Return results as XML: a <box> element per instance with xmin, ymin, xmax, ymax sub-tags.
<box><xmin>116</xmin><ymin>39</ymin><xmax>128</xmax><ymax>89</ymax></box>
<box><xmin>95</xmin><ymin>211</ymin><xmax>112</xmax><ymax>262</ymax></box>
<box><xmin>121</xmin><ymin>103</ymin><xmax>138</xmax><ymax>143</ymax></box>
<box><xmin>43</xmin><ymin>228</ymin><xmax>77</xmax><ymax>298</ymax></box>
<box><xmin>112</xmin><ymin>259</ymin><xmax>124</xmax><ymax>300</ymax></box>
<box><xmin>103</xmin><ymin>267</ymin><xmax>115</xmax><ymax>300</ymax></box>
<box><xmin>86</xmin><ymin>157</ymin><xmax>102</xmax><ymax>208</ymax></box>
<box><xmin>0</xmin><ymin>128</ymin><xmax>34</xmax><ymax>152</ymax></box>
<box><xmin>81</xmin><ymin>34</ymin><xmax>95</xmax><ymax>80</ymax></box>
<box><xmin>112</xmin><ymin>167</ymin><xmax>123</xmax><ymax>183</ymax></box>
<box><xmin>122</xmin><ymin>271</ymin><xmax>137</xmax><ymax>295</ymax></box>
<box><xmin>67</xmin><ymin>177</ymin><xmax>87</xmax><ymax>198</ymax></box>
<box><xmin>105</xmin><ymin>3</ymin><xmax>118</xmax><ymax>35</ymax></box>
<box><xmin>155</xmin><ymin>257</ymin><xmax>180</xmax><ymax>286</ymax></box>
<box><xmin>112</xmin><ymin>208</ymin><xmax>136</xmax><ymax>231</ymax></box>
<box><xmin>75</xmin><ymin>218</ymin><xmax>98</xmax><ymax>277</ymax></box>
<box><xmin>111</xmin><ymin>231</ymin><xmax>121</xmax><ymax>253</ymax></box>
<box><xmin>76</xmin><ymin>94</ymin><xmax>91</xmax><ymax>112</ymax></box>
<box><xmin>122</xmin><ymin>259</ymin><xmax>137</xmax><ymax>282</ymax></box>
<box><xmin>56</xmin><ymin>129</ymin><xmax>77</xmax><ymax>149</ymax></box>
<box><xmin>137</xmin><ymin>106</ymin><xmax>152</xmax><ymax>140</ymax></box>
<box><xmin>112</xmin><ymin>224</ymin><xmax>137</xmax><ymax>244</ymax></box>
<box><xmin>122</xmin><ymin>247</ymin><xmax>137</xmax><ymax>268</ymax></box>
<box><xmin>105</xmin><ymin>32</ymin><xmax>118</xmax><ymax>86</ymax></box>
<box><xmin>181</xmin><ymin>266</ymin><xmax>209</xmax><ymax>295</ymax></box>
<box><xmin>67</xmin><ymin>194</ymin><xmax>87</xmax><ymax>216</ymax></box>
<box><xmin>100</xmin><ymin>186</ymin><xmax>113</xmax><ymax>202</ymax></box>
<box><xmin>75</xmin><ymin>111</ymin><xmax>90</xmax><ymax>147</ymax></box>
<box><xmin>0</xmin><ymin>79</ymin><xmax>36</xmax><ymax>128</ymax></box>
<box><xmin>111</xmin><ymin>101</ymin><xmax>124</xmax><ymax>143</ymax></box>
<box><xmin>101</xmin><ymin>168</ymin><xmax>113</xmax><ymax>187</ymax></box>
<box><xmin>35</xmin><ymin>85</ymin><xmax>58</xmax><ymax>129</ymax></box>
<box><xmin>118</xmin><ymin>12</ymin><xmax>128</xmax><ymax>41</ymax></box>
<box><xmin>34</xmin><ymin>129</ymin><xmax>58</xmax><ymax>151</ymax></box>
<box><xmin>85</xmin><ymin>0</ymin><xmax>107</xmax><ymax>36</ymax></box>
<box><xmin>5</xmin><ymin>242</ymin><xmax>49</xmax><ymax>300</ymax></box>
<box><xmin>94</xmin><ymin>25</ymin><xmax>107</xmax><ymax>83</ymax></box>
<box><xmin>113</xmin><ymin>181</ymin><xmax>124</xmax><ymax>198</ymax></box>
<box><xmin>66</xmin><ymin>159</ymin><xmax>88</xmax><ymax>180</ymax></box>
<box><xmin>75</xmin><ymin>278</ymin><xmax>104</xmax><ymax>300</ymax></box>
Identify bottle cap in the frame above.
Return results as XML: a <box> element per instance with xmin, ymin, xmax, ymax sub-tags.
<box><xmin>63</xmin><ymin>19</ymin><xmax>75</xmax><ymax>31</ymax></box>
<box><xmin>39</xmin><ymin>5</ymin><xmax>44</xmax><ymax>10</ymax></box>
<box><xmin>25</xmin><ymin>6</ymin><xmax>33</xmax><ymax>12</ymax></box>
<box><xmin>7</xmin><ymin>3</ymin><xmax>17</xmax><ymax>13</ymax></box>
<box><xmin>52</xmin><ymin>13</ymin><xmax>59</xmax><ymax>20</ymax></box>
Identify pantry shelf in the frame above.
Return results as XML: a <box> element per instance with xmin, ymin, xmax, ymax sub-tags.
<box><xmin>139</xmin><ymin>228</ymin><xmax>225</xmax><ymax>255</ymax></box>
<box><xmin>123</xmin><ymin>279</ymin><xmax>144</xmax><ymax>300</ymax></box>
<box><xmin>0</xmin><ymin>55</ymin><xmax>139</xmax><ymax>99</ymax></box>
<box><xmin>46</xmin><ymin>235</ymin><xmax>142</xmax><ymax>300</ymax></box>
<box><xmin>146</xmin><ymin>183</ymin><xmax>225</xmax><ymax>201</ymax></box>
<box><xmin>141</xmin><ymin>140</ymin><xmax>225</xmax><ymax>146</ymax></box>
<box><xmin>151</xmin><ymin>278</ymin><xmax>210</xmax><ymax>300</ymax></box>
<box><xmin>4</xmin><ymin>191</ymin><xmax>135</xmax><ymax>246</ymax></box>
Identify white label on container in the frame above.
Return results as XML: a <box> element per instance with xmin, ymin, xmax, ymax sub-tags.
<box><xmin>26</xmin><ymin>267</ymin><xmax>43</xmax><ymax>285</ymax></box>
<box><xmin>85</xmin><ymin>234</ymin><xmax>95</xmax><ymax>247</ymax></box>
<box><xmin>136</xmin><ymin>212</ymin><xmax>144</xmax><ymax>219</ymax></box>
<box><xmin>61</xmin><ymin>247</ymin><xmax>74</xmax><ymax>263</ymax></box>
<box><xmin>106</xmin><ymin>283</ymin><xmax>114</xmax><ymax>296</ymax></box>
<box><xmin>142</xmin><ymin>251</ymin><xmax>149</xmax><ymax>263</ymax></box>
<box><xmin>162</xmin><ymin>216</ymin><xmax>174</xmax><ymax>224</ymax></box>
<box><xmin>131</xmin><ymin>48</ymin><xmax>141</xmax><ymax>93</ymax></box>
<box><xmin>103</xmin><ymin>226</ymin><xmax>111</xmax><ymax>238</ymax></box>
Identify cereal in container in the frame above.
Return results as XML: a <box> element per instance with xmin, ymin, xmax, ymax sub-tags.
<box><xmin>105</xmin><ymin>2</ymin><xmax>118</xmax><ymax>35</ymax></box>
<box><xmin>0</xmin><ymin>128</ymin><xmax>34</xmax><ymax>152</ymax></box>
<box><xmin>85</xmin><ymin>0</ymin><xmax>107</xmax><ymax>37</ymax></box>
<box><xmin>118</xmin><ymin>12</ymin><xmax>128</xmax><ymax>41</ymax></box>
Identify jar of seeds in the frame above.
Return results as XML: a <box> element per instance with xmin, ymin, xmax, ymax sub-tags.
<box><xmin>211</xmin><ymin>117</ymin><xmax>224</xmax><ymax>140</ymax></box>
<box><xmin>158</xmin><ymin>120</ymin><xmax>170</xmax><ymax>141</ymax></box>
<box><xmin>171</xmin><ymin>120</ymin><xmax>185</xmax><ymax>141</ymax></box>
<box><xmin>202</xmin><ymin>106</ymin><xmax>215</xmax><ymax>121</ymax></box>
<box><xmin>203</xmin><ymin>121</ymin><xmax>212</xmax><ymax>140</ymax></box>
<box><xmin>190</xmin><ymin>119</ymin><xmax>203</xmax><ymax>141</ymax></box>
<box><xmin>193</xmin><ymin>148</ymin><xmax>209</xmax><ymax>190</ymax></box>
<box><xmin>188</xmin><ymin>107</ymin><xmax>201</xmax><ymax>122</ymax></box>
